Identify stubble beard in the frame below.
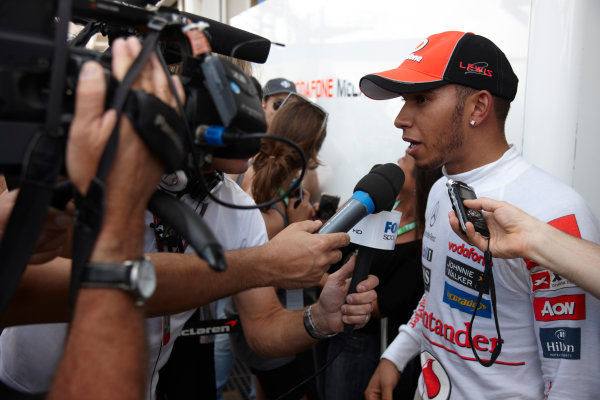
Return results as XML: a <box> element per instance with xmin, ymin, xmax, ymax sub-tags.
<box><xmin>417</xmin><ymin>107</ymin><xmax>465</xmax><ymax>171</ymax></box>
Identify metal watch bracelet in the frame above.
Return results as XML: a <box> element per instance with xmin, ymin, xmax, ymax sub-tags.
<box><xmin>302</xmin><ymin>304</ymin><xmax>337</xmax><ymax>340</ymax></box>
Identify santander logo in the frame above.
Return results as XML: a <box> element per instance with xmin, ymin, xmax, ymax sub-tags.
<box><xmin>419</xmin><ymin>351</ymin><xmax>451</xmax><ymax>400</ymax></box>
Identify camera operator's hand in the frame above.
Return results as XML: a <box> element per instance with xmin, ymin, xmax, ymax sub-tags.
<box><xmin>51</xmin><ymin>37</ymin><xmax>183</xmax><ymax>400</ymax></box>
<box><xmin>310</xmin><ymin>255</ymin><xmax>379</xmax><ymax>333</ymax></box>
<box><xmin>66</xmin><ymin>37</ymin><xmax>185</xmax><ymax>248</ymax></box>
<box><xmin>259</xmin><ymin>220</ymin><xmax>349</xmax><ymax>289</ymax></box>
<box><xmin>287</xmin><ymin>187</ymin><xmax>316</xmax><ymax>224</ymax></box>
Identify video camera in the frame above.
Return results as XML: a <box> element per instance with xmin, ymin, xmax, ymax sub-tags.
<box><xmin>0</xmin><ymin>0</ymin><xmax>269</xmax><ymax>185</ymax></box>
<box><xmin>0</xmin><ymin>0</ymin><xmax>273</xmax><ymax>315</ymax></box>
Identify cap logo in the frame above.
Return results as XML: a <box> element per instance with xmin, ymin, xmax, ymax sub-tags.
<box><xmin>413</xmin><ymin>39</ymin><xmax>429</xmax><ymax>52</ymax></box>
<box><xmin>459</xmin><ymin>61</ymin><xmax>493</xmax><ymax>78</ymax></box>
<box><xmin>280</xmin><ymin>80</ymin><xmax>292</xmax><ymax>88</ymax></box>
<box><xmin>404</xmin><ymin>39</ymin><xmax>428</xmax><ymax>63</ymax></box>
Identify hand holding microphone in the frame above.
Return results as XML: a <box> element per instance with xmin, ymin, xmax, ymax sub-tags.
<box><xmin>317</xmin><ymin>163</ymin><xmax>405</xmax><ymax>334</ymax></box>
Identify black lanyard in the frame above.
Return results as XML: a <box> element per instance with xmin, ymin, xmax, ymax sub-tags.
<box><xmin>468</xmin><ymin>240</ymin><xmax>502</xmax><ymax>367</ymax></box>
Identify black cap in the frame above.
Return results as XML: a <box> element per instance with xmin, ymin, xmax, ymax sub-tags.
<box><xmin>262</xmin><ymin>78</ymin><xmax>297</xmax><ymax>99</ymax></box>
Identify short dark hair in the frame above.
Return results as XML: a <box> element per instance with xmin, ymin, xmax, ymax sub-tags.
<box><xmin>454</xmin><ymin>85</ymin><xmax>511</xmax><ymax>130</ymax></box>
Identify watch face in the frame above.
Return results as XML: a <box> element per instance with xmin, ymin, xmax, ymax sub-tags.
<box><xmin>137</xmin><ymin>258</ymin><xmax>157</xmax><ymax>300</ymax></box>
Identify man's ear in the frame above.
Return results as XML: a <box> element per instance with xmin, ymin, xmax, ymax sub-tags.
<box><xmin>469</xmin><ymin>90</ymin><xmax>493</xmax><ymax>127</ymax></box>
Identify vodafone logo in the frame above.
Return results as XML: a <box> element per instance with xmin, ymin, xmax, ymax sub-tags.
<box><xmin>419</xmin><ymin>351</ymin><xmax>451</xmax><ymax>400</ymax></box>
<box><xmin>533</xmin><ymin>295</ymin><xmax>586</xmax><ymax>321</ymax></box>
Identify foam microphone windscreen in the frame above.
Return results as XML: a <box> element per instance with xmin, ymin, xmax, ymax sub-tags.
<box><xmin>354</xmin><ymin>163</ymin><xmax>405</xmax><ymax>212</ymax></box>
<box><xmin>181</xmin><ymin>12</ymin><xmax>272</xmax><ymax>64</ymax></box>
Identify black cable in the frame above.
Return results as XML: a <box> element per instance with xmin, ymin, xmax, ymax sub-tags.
<box><xmin>203</xmin><ymin>133</ymin><xmax>307</xmax><ymax>211</ymax></box>
<box><xmin>273</xmin><ymin>332</ymin><xmax>351</xmax><ymax>400</ymax></box>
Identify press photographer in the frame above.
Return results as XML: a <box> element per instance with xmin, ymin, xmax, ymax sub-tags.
<box><xmin>0</xmin><ymin>2</ymin><xmax>380</xmax><ymax>400</ymax></box>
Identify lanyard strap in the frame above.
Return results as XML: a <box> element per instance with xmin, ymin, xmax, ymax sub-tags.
<box><xmin>468</xmin><ymin>240</ymin><xmax>503</xmax><ymax>367</ymax></box>
<box><xmin>397</xmin><ymin>221</ymin><xmax>417</xmax><ymax>235</ymax></box>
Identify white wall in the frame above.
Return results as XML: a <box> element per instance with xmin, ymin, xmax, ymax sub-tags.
<box><xmin>181</xmin><ymin>0</ymin><xmax>251</xmax><ymax>23</ymax></box>
<box><xmin>524</xmin><ymin>0</ymin><xmax>600</xmax><ymax>219</ymax></box>
<box><xmin>231</xmin><ymin>0</ymin><xmax>600</xmax><ymax>221</ymax></box>
<box><xmin>231</xmin><ymin>0</ymin><xmax>531</xmax><ymax>202</ymax></box>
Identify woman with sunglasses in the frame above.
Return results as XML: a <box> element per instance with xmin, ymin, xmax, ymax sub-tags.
<box><xmin>231</xmin><ymin>93</ymin><xmax>329</xmax><ymax>400</ymax></box>
<box><xmin>239</xmin><ymin>92</ymin><xmax>328</xmax><ymax>239</ymax></box>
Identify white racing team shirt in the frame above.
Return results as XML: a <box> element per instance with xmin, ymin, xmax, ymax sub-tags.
<box><xmin>383</xmin><ymin>146</ymin><xmax>600</xmax><ymax>399</ymax></box>
<box><xmin>0</xmin><ymin>175</ymin><xmax>268</xmax><ymax>400</ymax></box>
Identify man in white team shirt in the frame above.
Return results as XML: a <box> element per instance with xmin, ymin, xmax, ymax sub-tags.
<box><xmin>0</xmin><ymin>157</ymin><xmax>377</xmax><ymax>399</ymax></box>
<box><xmin>360</xmin><ymin>31</ymin><xmax>600</xmax><ymax>399</ymax></box>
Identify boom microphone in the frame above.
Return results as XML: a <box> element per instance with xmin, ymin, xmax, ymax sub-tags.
<box><xmin>318</xmin><ymin>163</ymin><xmax>405</xmax><ymax>234</ymax></box>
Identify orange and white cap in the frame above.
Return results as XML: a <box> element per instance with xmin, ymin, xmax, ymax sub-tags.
<box><xmin>360</xmin><ymin>31</ymin><xmax>518</xmax><ymax>102</ymax></box>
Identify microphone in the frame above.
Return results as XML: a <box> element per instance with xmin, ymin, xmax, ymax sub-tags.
<box><xmin>318</xmin><ymin>163</ymin><xmax>405</xmax><ymax>234</ymax></box>
<box><xmin>343</xmin><ymin>208</ymin><xmax>402</xmax><ymax>335</ymax></box>
<box><xmin>148</xmin><ymin>190</ymin><xmax>226</xmax><ymax>271</ymax></box>
<box><xmin>181</xmin><ymin>12</ymin><xmax>272</xmax><ymax>63</ymax></box>
<box><xmin>316</xmin><ymin>163</ymin><xmax>404</xmax><ymax>335</ymax></box>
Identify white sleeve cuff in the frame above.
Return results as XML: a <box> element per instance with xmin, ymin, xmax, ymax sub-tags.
<box><xmin>381</xmin><ymin>326</ymin><xmax>422</xmax><ymax>373</ymax></box>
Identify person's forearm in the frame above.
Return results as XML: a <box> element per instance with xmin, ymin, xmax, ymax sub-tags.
<box><xmin>48</xmin><ymin>289</ymin><xmax>146</xmax><ymax>400</ymax></box>
<box><xmin>2</xmin><ymin>244</ymin><xmax>284</xmax><ymax>327</ymax></box>
<box><xmin>242</xmin><ymin>304</ymin><xmax>317</xmax><ymax>358</ymax></box>
<box><xmin>528</xmin><ymin>222</ymin><xmax>600</xmax><ymax>298</ymax></box>
<box><xmin>49</xmin><ymin>213</ymin><xmax>147</xmax><ymax>399</ymax></box>
<box><xmin>146</xmin><ymin>245</ymin><xmax>280</xmax><ymax>316</ymax></box>
<box><xmin>0</xmin><ymin>258</ymin><xmax>71</xmax><ymax>327</ymax></box>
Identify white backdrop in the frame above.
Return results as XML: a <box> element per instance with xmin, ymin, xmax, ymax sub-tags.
<box><xmin>231</xmin><ymin>0</ymin><xmax>531</xmax><ymax>201</ymax></box>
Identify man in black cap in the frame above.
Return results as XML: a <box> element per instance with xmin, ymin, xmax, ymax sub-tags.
<box><xmin>361</xmin><ymin>31</ymin><xmax>600</xmax><ymax>399</ymax></box>
<box><xmin>262</xmin><ymin>77</ymin><xmax>298</xmax><ymax>125</ymax></box>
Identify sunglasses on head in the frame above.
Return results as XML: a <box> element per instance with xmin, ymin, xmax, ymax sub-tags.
<box><xmin>273</xmin><ymin>92</ymin><xmax>329</xmax><ymax>133</ymax></box>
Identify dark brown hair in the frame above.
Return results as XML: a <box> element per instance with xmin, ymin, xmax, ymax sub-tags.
<box><xmin>251</xmin><ymin>98</ymin><xmax>327</xmax><ymax>208</ymax></box>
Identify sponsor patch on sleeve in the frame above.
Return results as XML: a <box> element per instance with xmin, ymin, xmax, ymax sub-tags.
<box><xmin>530</xmin><ymin>270</ymin><xmax>576</xmax><ymax>293</ymax></box>
<box><xmin>533</xmin><ymin>294</ymin><xmax>586</xmax><ymax>321</ymax></box>
<box><xmin>539</xmin><ymin>327</ymin><xmax>581</xmax><ymax>360</ymax></box>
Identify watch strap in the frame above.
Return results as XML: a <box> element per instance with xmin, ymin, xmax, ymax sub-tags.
<box><xmin>81</xmin><ymin>261</ymin><xmax>133</xmax><ymax>290</ymax></box>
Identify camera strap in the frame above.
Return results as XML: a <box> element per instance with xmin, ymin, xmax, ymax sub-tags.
<box><xmin>69</xmin><ymin>14</ymin><xmax>185</xmax><ymax>305</ymax></box>
<box><xmin>0</xmin><ymin>0</ymin><xmax>72</xmax><ymax>317</ymax></box>
<box><xmin>467</xmin><ymin>241</ymin><xmax>503</xmax><ymax>367</ymax></box>
<box><xmin>124</xmin><ymin>90</ymin><xmax>187</xmax><ymax>172</ymax></box>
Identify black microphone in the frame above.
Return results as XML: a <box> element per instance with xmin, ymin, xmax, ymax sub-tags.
<box><xmin>318</xmin><ymin>163</ymin><xmax>405</xmax><ymax>234</ymax></box>
<box><xmin>148</xmin><ymin>190</ymin><xmax>226</xmax><ymax>271</ymax></box>
<box><xmin>316</xmin><ymin>163</ymin><xmax>405</xmax><ymax>335</ymax></box>
<box><xmin>181</xmin><ymin>12</ymin><xmax>272</xmax><ymax>63</ymax></box>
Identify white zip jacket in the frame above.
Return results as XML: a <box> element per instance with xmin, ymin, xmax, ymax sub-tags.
<box><xmin>383</xmin><ymin>146</ymin><xmax>600</xmax><ymax>399</ymax></box>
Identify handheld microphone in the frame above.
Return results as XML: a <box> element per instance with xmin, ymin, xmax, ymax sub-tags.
<box><xmin>318</xmin><ymin>163</ymin><xmax>405</xmax><ymax>234</ymax></box>
<box><xmin>316</xmin><ymin>163</ymin><xmax>404</xmax><ymax>335</ymax></box>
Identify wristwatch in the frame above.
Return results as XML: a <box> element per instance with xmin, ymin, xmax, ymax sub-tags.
<box><xmin>82</xmin><ymin>256</ymin><xmax>157</xmax><ymax>306</ymax></box>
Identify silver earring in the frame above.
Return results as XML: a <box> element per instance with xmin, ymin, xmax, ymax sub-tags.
<box><xmin>470</xmin><ymin>120</ymin><xmax>476</xmax><ymax>126</ymax></box>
